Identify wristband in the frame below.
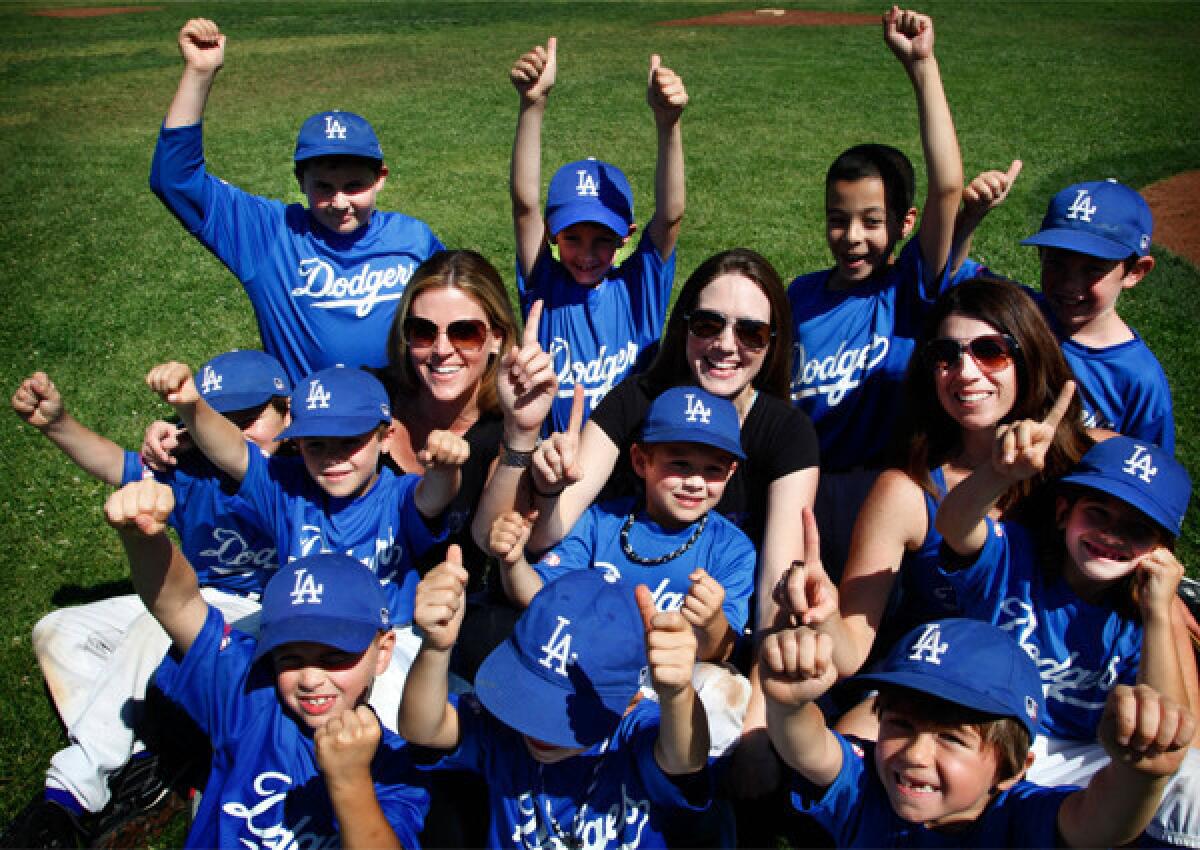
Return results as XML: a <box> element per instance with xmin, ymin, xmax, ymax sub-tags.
<box><xmin>499</xmin><ymin>441</ymin><xmax>537</xmax><ymax>468</ymax></box>
<box><xmin>531</xmin><ymin>479</ymin><xmax>566</xmax><ymax>500</ymax></box>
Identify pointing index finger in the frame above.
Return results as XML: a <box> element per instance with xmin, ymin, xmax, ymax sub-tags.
<box><xmin>523</xmin><ymin>299</ymin><xmax>543</xmax><ymax>347</ymax></box>
<box><xmin>635</xmin><ymin>584</ymin><xmax>657</xmax><ymax>632</ymax></box>
<box><xmin>567</xmin><ymin>382</ymin><xmax>586</xmax><ymax>437</ymax></box>
<box><xmin>1043</xmin><ymin>380</ymin><xmax>1075</xmax><ymax>430</ymax></box>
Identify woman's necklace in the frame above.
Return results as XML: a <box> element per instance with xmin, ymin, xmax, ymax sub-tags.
<box><xmin>620</xmin><ymin>511</ymin><xmax>708</xmax><ymax>566</ymax></box>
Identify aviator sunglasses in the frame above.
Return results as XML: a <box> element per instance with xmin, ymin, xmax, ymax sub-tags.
<box><xmin>685</xmin><ymin>308</ymin><xmax>774</xmax><ymax>351</ymax></box>
<box><xmin>923</xmin><ymin>333</ymin><xmax>1019</xmax><ymax>374</ymax></box>
<box><xmin>402</xmin><ymin>316</ymin><xmax>490</xmax><ymax>353</ymax></box>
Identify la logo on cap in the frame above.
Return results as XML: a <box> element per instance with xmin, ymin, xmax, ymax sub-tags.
<box><xmin>684</xmin><ymin>393</ymin><xmax>711</xmax><ymax>424</ymax></box>
<box><xmin>324</xmin><ymin>115</ymin><xmax>347</xmax><ymax>140</ymax></box>
<box><xmin>538</xmin><ymin>615</ymin><xmax>578</xmax><ymax>677</ymax></box>
<box><xmin>908</xmin><ymin>623</ymin><xmax>949</xmax><ymax>665</ymax></box>
<box><xmin>1122</xmin><ymin>444</ymin><xmax>1158</xmax><ymax>483</ymax></box>
<box><xmin>575</xmin><ymin>169</ymin><xmax>599</xmax><ymax>198</ymax></box>
<box><xmin>289</xmin><ymin>567</ymin><xmax>324</xmax><ymax>606</ymax></box>
<box><xmin>306</xmin><ymin>378</ymin><xmax>332</xmax><ymax>411</ymax></box>
<box><xmin>1065</xmin><ymin>188</ymin><xmax>1098</xmax><ymax>223</ymax></box>
<box><xmin>200</xmin><ymin>364</ymin><xmax>223</xmax><ymax>395</ymax></box>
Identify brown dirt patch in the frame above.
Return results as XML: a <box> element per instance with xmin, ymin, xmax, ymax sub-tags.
<box><xmin>1142</xmin><ymin>171</ymin><xmax>1200</xmax><ymax>269</ymax></box>
<box><xmin>660</xmin><ymin>8</ymin><xmax>876</xmax><ymax>27</ymax></box>
<box><xmin>32</xmin><ymin>6</ymin><xmax>161</xmax><ymax>18</ymax></box>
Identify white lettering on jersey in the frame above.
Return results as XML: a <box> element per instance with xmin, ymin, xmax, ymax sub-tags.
<box><xmin>200</xmin><ymin>365</ymin><xmax>223</xmax><ymax>395</ymax></box>
<box><xmin>223</xmin><ymin>771</ymin><xmax>337</xmax><ymax>850</ymax></box>
<box><xmin>550</xmin><ymin>338</ymin><xmax>639</xmax><ymax>406</ymax></box>
<box><xmin>324</xmin><ymin>115</ymin><xmax>347</xmax><ymax>140</ymax></box>
<box><xmin>198</xmin><ymin>528</ymin><xmax>277</xmax><ymax>573</ymax></box>
<box><xmin>510</xmin><ymin>783</ymin><xmax>651</xmax><ymax>849</ymax></box>
<box><xmin>1065</xmin><ymin>189</ymin><xmax>1098</xmax><ymax>223</ymax></box>
<box><xmin>908</xmin><ymin>623</ymin><xmax>949</xmax><ymax>664</ymax></box>
<box><xmin>538</xmin><ymin>616</ymin><xmax>576</xmax><ymax>677</ymax></box>
<box><xmin>649</xmin><ymin>577</ymin><xmax>685</xmax><ymax>613</ymax></box>
<box><xmin>289</xmin><ymin>568</ymin><xmax>323</xmax><ymax>605</ymax></box>
<box><xmin>791</xmin><ymin>335</ymin><xmax>890</xmax><ymax>407</ymax></box>
<box><xmin>1122</xmin><ymin>445</ymin><xmax>1158</xmax><ymax>483</ymax></box>
<box><xmin>575</xmin><ymin>170</ymin><xmax>599</xmax><ymax>198</ymax></box>
<box><xmin>293</xmin><ymin>259</ymin><xmax>417</xmax><ymax>317</ymax></box>
<box><xmin>684</xmin><ymin>393</ymin><xmax>711</xmax><ymax>424</ymax></box>
<box><xmin>305</xmin><ymin>379</ymin><xmax>331</xmax><ymax>411</ymax></box>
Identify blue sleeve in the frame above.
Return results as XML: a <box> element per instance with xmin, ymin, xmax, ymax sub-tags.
<box><xmin>120</xmin><ymin>450</ymin><xmax>146</xmax><ymax>486</ymax></box>
<box><xmin>149</xmin><ymin>122</ymin><xmax>279</xmax><ymax>284</ymax></box>
<box><xmin>421</xmin><ymin>692</ymin><xmax>489</xmax><ymax>775</ymax></box>
<box><xmin>624</xmin><ymin>232</ymin><xmax>674</xmax><ymax>345</ymax></box>
<box><xmin>939</xmin><ymin>517</ymin><xmax>1017</xmax><ymax>617</ymax></box>
<box><xmin>370</xmin><ymin>735</ymin><xmax>432</xmax><ymax>848</ymax></box>
<box><xmin>625</xmin><ymin>702</ymin><xmax>713</xmax><ymax>813</ymax></box>
<box><xmin>395</xmin><ymin>473</ymin><xmax>447</xmax><ymax>568</ymax></box>
<box><xmin>712</xmin><ymin>526</ymin><xmax>756</xmax><ymax>635</ymax></box>
<box><xmin>533</xmin><ymin>506</ymin><xmax>599</xmax><ymax>584</ymax></box>
<box><xmin>788</xmin><ymin>732</ymin><xmax>874</xmax><ymax>845</ymax></box>
<box><xmin>235</xmin><ymin>445</ymin><xmax>283</xmax><ymax>532</ymax></box>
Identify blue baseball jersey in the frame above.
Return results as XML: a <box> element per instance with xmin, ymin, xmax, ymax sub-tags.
<box><xmin>788</xmin><ymin>240</ymin><xmax>953</xmax><ymax>471</ymax></box>
<box><xmin>150</xmin><ymin>123</ymin><xmax>444</xmax><ymax>382</ymax></box>
<box><xmin>427</xmin><ymin>692</ymin><xmax>710</xmax><ymax>849</ymax></box>
<box><xmin>518</xmin><ymin>234</ymin><xmax>674</xmax><ymax>433</ymax></box>
<box><xmin>156</xmin><ymin>606</ymin><xmax>428</xmax><ymax>849</ymax></box>
<box><xmin>122</xmin><ymin>449</ymin><xmax>274</xmax><ymax>597</ymax></box>
<box><xmin>237</xmin><ymin>449</ymin><xmax>443</xmax><ymax>623</ymax></box>
<box><xmin>789</xmin><ymin>733</ymin><xmax>1073</xmax><ymax>847</ymax></box>
<box><xmin>939</xmin><ymin>518</ymin><xmax>1142</xmax><ymax>740</ymax></box>
<box><xmin>534</xmin><ymin>497</ymin><xmax>756</xmax><ymax>635</ymax></box>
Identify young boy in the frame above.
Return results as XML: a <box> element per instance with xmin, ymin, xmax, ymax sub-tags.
<box><xmin>1021</xmin><ymin>179</ymin><xmax>1174</xmax><ymax>451</ymax></box>
<box><xmin>7</xmin><ymin>351</ymin><xmax>288</xmax><ymax>844</ymax></box>
<box><xmin>104</xmin><ymin>478</ymin><xmax>428</xmax><ymax>848</ymax></box>
<box><xmin>787</xmin><ymin>7</ymin><xmax>963</xmax><ymax>578</ymax></box>
<box><xmin>150</xmin><ymin>18</ymin><xmax>444</xmax><ymax>382</ymax></box>
<box><xmin>763</xmin><ymin>614</ymin><xmax>1195</xmax><ymax>847</ymax></box>
<box><xmin>402</xmin><ymin>560</ymin><xmax>715</xmax><ymax>848</ymax></box>
<box><xmin>489</xmin><ymin>386</ymin><xmax>757</xmax><ymax>664</ymax></box>
<box><xmin>145</xmin><ymin>361</ymin><xmax>467</xmax><ymax>725</ymax></box>
<box><xmin>510</xmin><ymin>38</ymin><xmax>687</xmax><ymax>431</ymax></box>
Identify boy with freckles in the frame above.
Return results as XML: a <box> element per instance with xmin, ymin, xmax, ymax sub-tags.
<box><xmin>103</xmin><ymin>479</ymin><xmax>428</xmax><ymax>849</ymax></box>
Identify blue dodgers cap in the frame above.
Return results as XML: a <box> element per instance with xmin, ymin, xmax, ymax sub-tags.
<box><xmin>254</xmin><ymin>553</ymin><xmax>390</xmax><ymax>662</ymax></box>
<box><xmin>474</xmin><ymin>570</ymin><xmax>647</xmax><ymax>748</ymax></box>
<box><xmin>195</xmin><ymin>350</ymin><xmax>289</xmax><ymax>414</ymax></box>
<box><xmin>856</xmin><ymin>618</ymin><xmax>1044</xmax><ymax>739</ymax></box>
<box><xmin>1061</xmin><ymin>435</ymin><xmax>1191</xmax><ymax>538</ymax></box>
<box><xmin>545</xmin><ymin>158</ymin><xmax>634</xmax><ymax>238</ymax></box>
<box><xmin>1021</xmin><ymin>179</ymin><xmax>1153</xmax><ymax>260</ymax></box>
<box><xmin>639</xmin><ymin>386</ymin><xmax>745</xmax><ymax>460</ymax></box>
<box><xmin>294</xmin><ymin>111</ymin><xmax>384</xmax><ymax>164</ymax></box>
<box><xmin>277</xmin><ymin>366</ymin><xmax>391</xmax><ymax>440</ymax></box>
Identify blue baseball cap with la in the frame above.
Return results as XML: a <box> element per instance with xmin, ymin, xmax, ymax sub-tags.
<box><xmin>856</xmin><ymin>618</ymin><xmax>1045</xmax><ymax>739</ymax></box>
<box><xmin>294</xmin><ymin>111</ymin><xmax>384</xmax><ymax>164</ymax></box>
<box><xmin>195</xmin><ymin>350</ymin><xmax>290</xmax><ymax>414</ymax></box>
<box><xmin>1061</xmin><ymin>435</ymin><xmax>1191</xmax><ymax>538</ymax></box>
<box><xmin>254</xmin><ymin>553</ymin><xmax>390</xmax><ymax>662</ymax></box>
<box><xmin>1021</xmin><ymin>179</ymin><xmax>1153</xmax><ymax>260</ymax></box>
<box><xmin>277</xmin><ymin>366</ymin><xmax>390</xmax><ymax>440</ymax></box>
<box><xmin>474</xmin><ymin>570</ymin><xmax>647</xmax><ymax>748</ymax></box>
<box><xmin>545</xmin><ymin>158</ymin><xmax>634</xmax><ymax>238</ymax></box>
<box><xmin>640</xmin><ymin>386</ymin><xmax>745</xmax><ymax>460</ymax></box>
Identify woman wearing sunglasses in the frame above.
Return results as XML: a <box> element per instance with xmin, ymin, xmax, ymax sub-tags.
<box><xmin>819</xmin><ymin>277</ymin><xmax>1092</xmax><ymax>732</ymax></box>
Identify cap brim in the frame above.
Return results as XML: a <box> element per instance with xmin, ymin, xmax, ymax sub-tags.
<box><xmin>1021</xmin><ymin>229</ymin><xmax>1135</xmax><ymax>260</ymax></box>
<box><xmin>854</xmin><ymin>670</ymin><xmax>1034</xmax><ymax>735</ymax></box>
<box><xmin>294</xmin><ymin>148</ymin><xmax>383</xmax><ymax>165</ymax></box>
<box><xmin>639</xmin><ymin>427</ymin><xmax>745</xmax><ymax>460</ymax></box>
<box><xmin>1060</xmin><ymin>473</ymin><xmax>1179</xmax><ymax>538</ymax></box>
<box><xmin>205</xmin><ymin>392</ymin><xmax>274</xmax><ymax>414</ymax></box>
<box><xmin>277</xmin><ymin>415</ymin><xmax>386</xmax><ymax>441</ymax></box>
<box><xmin>253</xmin><ymin>615</ymin><xmax>380</xmax><ymax>662</ymax></box>
<box><xmin>474</xmin><ymin>637</ymin><xmax>626</xmax><ymax>748</ymax></box>
<box><xmin>547</xmin><ymin>208</ymin><xmax>629</xmax><ymax>240</ymax></box>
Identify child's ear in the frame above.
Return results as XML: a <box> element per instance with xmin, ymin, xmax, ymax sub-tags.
<box><xmin>630</xmin><ymin>442</ymin><xmax>649</xmax><ymax>478</ymax></box>
<box><xmin>374</xmin><ymin>629</ymin><xmax>396</xmax><ymax>675</ymax></box>
<box><xmin>899</xmin><ymin>206</ymin><xmax>919</xmax><ymax>239</ymax></box>
<box><xmin>723</xmin><ymin>460</ymin><xmax>738</xmax><ymax>483</ymax></box>
<box><xmin>1122</xmin><ymin>254</ymin><xmax>1156</xmax><ymax>289</ymax></box>
<box><xmin>623</xmin><ymin>222</ymin><xmax>637</xmax><ymax>242</ymax></box>
<box><xmin>373</xmin><ymin>164</ymin><xmax>389</xmax><ymax>192</ymax></box>
<box><xmin>994</xmin><ymin>750</ymin><xmax>1036</xmax><ymax>793</ymax></box>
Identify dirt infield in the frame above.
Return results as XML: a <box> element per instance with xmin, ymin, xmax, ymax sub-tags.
<box><xmin>1142</xmin><ymin>171</ymin><xmax>1200</xmax><ymax>269</ymax></box>
<box><xmin>659</xmin><ymin>8</ymin><xmax>876</xmax><ymax>27</ymax></box>
<box><xmin>32</xmin><ymin>6</ymin><xmax>160</xmax><ymax>17</ymax></box>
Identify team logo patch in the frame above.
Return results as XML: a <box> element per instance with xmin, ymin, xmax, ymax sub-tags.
<box><xmin>908</xmin><ymin>623</ymin><xmax>949</xmax><ymax>665</ymax></box>
<box><xmin>1025</xmin><ymin>695</ymin><xmax>1038</xmax><ymax>723</ymax></box>
<box><xmin>1065</xmin><ymin>189</ymin><xmax>1098</xmax><ymax>223</ymax></box>
<box><xmin>200</xmin><ymin>364</ymin><xmax>223</xmax><ymax>395</ymax></box>
<box><xmin>1122</xmin><ymin>444</ymin><xmax>1158</xmax><ymax>483</ymax></box>
<box><xmin>324</xmin><ymin>115</ymin><xmax>347</xmax><ymax>140</ymax></box>
<box><xmin>684</xmin><ymin>393</ymin><xmax>711</xmax><ymax>424</ymax></box>
<box><xmin>289</xmin><ymin>567</ymin><xmax>324</xmax><ymax>605</ymax></box>
<box><xmin>538</xmin><ymin>615</ymin><xmax>577</xmax><ymax>677</ymax></box>
<box><xmin>575</xmin><ymin>169</ymin><xmax>599</xmax><ymax>198</ymax></box>
<box><xmin>306</xmin><ymin>379</ymin><xmax>332</xmax><ymax>411</ymax></box>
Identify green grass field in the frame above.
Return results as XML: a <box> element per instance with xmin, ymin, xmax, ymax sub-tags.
<box><xmin>2</xmin><ymin>0</ymin><xmax>1199</xmax><ymax>839</ymax></box>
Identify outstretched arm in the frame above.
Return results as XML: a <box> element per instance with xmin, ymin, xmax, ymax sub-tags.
<box><xmin>644</xmin><ymin>54</ymin><xmax>688</xmax><ymax>260</ymax></box>
<box><xmin>949</xmin><ymin>160</ymin><xmax>1022</xmax><ymax>276</ymax></box>
<box><xmin>510</xmin><ymin>38</ymin><xmax>556</xmax><ymax>281</ymax></box>
<box><xmin>145</xmin><ymin>361</ymin><xmax>249</xmax><ymax>483</ymax></box>
<box><xmin>316</xmin><ymin>706</ymin><xmax>402</xmax><ymax>850</ymax></box>
<box><xmin>488</xmin><ymin>510</ymin><xmax>545</xmax><ymax>608</ymax></box>
<box><xmin>12</xmin><ymin>371</ymin><xmax>126</xmax><ymax>486</ymax></box>
<box><xmin>884</xmin><ymin>6</ymin><xmax>963</xmax><ymax>295</ymax></box>
<box><xmin>413</xmin><ymin>430</ymin><xmax>469</xmax><ymax>520</ymax></box>
<box><xmin>399</xmin><ymin>547</ymin><xmax>467</xmax><ymax>750</ymax></box>
<box><xmin>105</xmin><ymin>479</ymin><xmax>207</xmax><ymax>654</ymax></box>
<box><xmin>165</xmin><ymin>18</ymin><xmax>225</xmax><ymax>129</ymax></box>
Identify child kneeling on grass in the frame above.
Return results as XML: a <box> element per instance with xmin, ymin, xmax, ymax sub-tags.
<box><xmin>105</xmin><ymin>479</ymin><xmax>428</xmax><ymax>849</ymax></box>
<box><xmin>762</xmin><ymin>611</ymin><xmax>1195</xmax><ymax>848</ymax></box>
<box><xmin>400</xmin><ymin>562</ymin><xmax>714</xmax><ymax>849</ymax></box>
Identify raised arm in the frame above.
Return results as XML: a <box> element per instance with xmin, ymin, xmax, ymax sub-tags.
<box><xmin>510</xmin><ymin>38</ymin><xmax>556</xmax><ymax>281</ymax></box>
<box><xmin>105</xmin><ymin>479</ymin><xmax>207</xmax><ymax>654</ymax></box>
<box><xmin>644</xmin><ymin>54</ymin><xmax>688</xmax><ymax>260</ymax></box>
<box><xmin>637</xmin><ymin>585</ymin><xmax>708</xmax><ymax>775</ymax></box>
<box><xmin>146</xmin><ymin>361</ymin><xmax>249</xmax><ymax>483</ymax></box>
<box><xmin>883</xmin><ymin>6</ymin><xmax>963</xmax><ymax>295</ymax></box>
<box><xmin>12</xmin><ymin>371</ymin><xmax>126</xmax><ymax>486</ymax></box>
<box><xmin>413</xmin><ymin>429</ymin><xmax>469</xmax><ymax>520</ymax></box>
<box><xmin>399</xmin><ymin>547</ymin><xmax>467</xmax><ymax>750</ymax></box>
<box><xmin>164</xmin><ymin>18</ymin><xmax>225</xmax><ymax>129</ymax></box>
<box><xmin>1134</xmin><ymin>548</ymin><xmax>1191</xmax><ymax>710</ymax></box>
<box><xmin>487</xmin><ymin>510</ymin><xmax>545</xmax><ymax>608</ymax></box>
<box><xmin>949</xmin><ymin>160</ymin><xmax>1022</xmax><ymax>276</ymax></box>
<box><xmin>315</xmin><ymin>706</ymin><xmax>402</xmax><ymax>850</ymax></box>
<box><xmin>754</xmin><ymin>466</ymin><xmax>821</xmax><ymax>634</ymax></box>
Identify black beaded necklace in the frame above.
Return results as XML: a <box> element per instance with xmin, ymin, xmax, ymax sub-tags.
<box><xmin>619</xmin><ymin>511</ymin><xmax>708</xmax><ymax>566</ymax></box>
<box><xmin>535</xmin><ymin>743</ymin><xmax>610</xmax><ymax>849</ymax></box>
